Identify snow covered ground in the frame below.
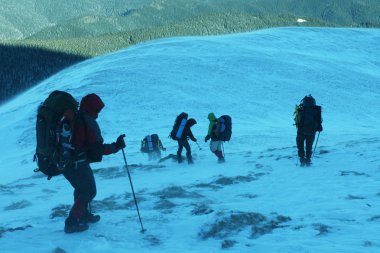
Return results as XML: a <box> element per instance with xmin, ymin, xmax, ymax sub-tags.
<box><xmin>0</xmin><ymin>27</ymin><xmax>380</xmax><ymax>253</ymax></box>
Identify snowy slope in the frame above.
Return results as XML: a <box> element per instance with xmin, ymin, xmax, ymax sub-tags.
<box><xmin>0</xmin><ymin>27</ymin><xmax>380</xmax><ymax>253</ymax></box>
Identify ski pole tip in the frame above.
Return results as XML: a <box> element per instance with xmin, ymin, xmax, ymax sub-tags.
<box><xmin>140</xmin><ymin>229</ymin><xmax>147</xmax><ymax>234</ymax></box>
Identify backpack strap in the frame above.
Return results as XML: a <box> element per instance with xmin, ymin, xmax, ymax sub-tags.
<box><xmin>71</xmin><ymin>111</ymin><xmax>88</xmax><ymax>162</ymax></box>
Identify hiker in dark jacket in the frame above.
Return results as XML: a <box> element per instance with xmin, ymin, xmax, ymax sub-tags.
<box><xmin>294</xmin><ymin>95</ymin><xmax>323</xmax><ymax>166</ymax></box>
<box><xmin>177</xmin><ymin>118</ymin><xmax>197</xmax><ymax>164</ymax></box>
<box><xmin>205</xmin><ymin>113</ymin><xmax>225</xmax><ymax>163</ymax></box>
<box><xmin>63</xmin><ymin>93</ymin><xmax>125</xmax><ymax>233</ymax></box>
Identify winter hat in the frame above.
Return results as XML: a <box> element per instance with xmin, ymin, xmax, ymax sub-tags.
<box><xmin>80</xmin><ymin>93</ymin><xmax>105</xmax><ymax>119</ymax></box>
<box><xmin>187</xmin><ymin>118</ymin><xmax>197</xmax><ymax>126</ymax></box>
<box><xmin>208</xmin><ymin>113</ymin><xmax>216</xmax><ymax>121</ymax></box>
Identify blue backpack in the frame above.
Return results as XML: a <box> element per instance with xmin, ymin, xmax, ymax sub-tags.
<box><xmin>170</xmin><ymin>112</ymin><xmax>188</xmax><ymax>140</ymax></box>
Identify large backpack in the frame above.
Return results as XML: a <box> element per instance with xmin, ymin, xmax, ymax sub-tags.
<box><xmin>170</xmin><ymin>112</ymin><xmax>188</xmax><ymax>140</ymax></box>
<box><xmin>34</xmin><ymin>91</ymin><xmax>78</xmax><ymax>179</ymax></box>
<box><xmin>218</xmin><ymin>115</ymin><xmax>232</xmax><ymax>141</ymax></box>
<box><xmin>141</xmin><ymin>134</ymin><xmax>159</xmax><ymax>153</ymax></box>
<box><xmin>296</xmin><ymin>95</ymin><xmax>322</xmax><ymax>134</ymax></box>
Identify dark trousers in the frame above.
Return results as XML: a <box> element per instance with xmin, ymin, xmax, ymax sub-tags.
<box><xmin>296</xmin><ymin>131</ymin><xmax>315</xmax><ymax>161</ymax></box>
<box><xmin>177</xmin><ymin>139</ymin><xmax>192</xmax><ymax>162</ymax></box>
<box><xmin>63</xmin><ymin>163</ymin><xmax>96</xmax><ymax>218</ymax></box>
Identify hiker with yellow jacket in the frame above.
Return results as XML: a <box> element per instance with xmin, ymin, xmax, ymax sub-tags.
<box><xmin>204</xmin><ymin>113</ymin><xmax>225</xmax><ymax>163</ymax></box>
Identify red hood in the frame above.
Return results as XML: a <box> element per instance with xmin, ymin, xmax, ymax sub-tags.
<box><xmin>80</xmin><ymin>93</ymin><xmax>104</xmax><ymax>119</ymax></box>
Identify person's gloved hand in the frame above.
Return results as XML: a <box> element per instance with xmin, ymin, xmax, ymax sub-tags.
<box><xmin>317</xmin><ymin>125</ymin><xmax>323</xmax><ymax>132</ymax></box>
<box><xmin>162</xmin><ymin>147</ymin><xmax>167</xmax><ymax>151</ymax></box>
<box><xmin>193</xmin><ymin>138</ymin><xmax>197</xmax><ymax>142</ymax></box>
<box><xmin>205</xmin><ymin>135</ymin><xmax>210</xmax><ymax>143</ymax></box>
<box><xmin>115</xmin><ymin>134</ymin><xmax>126</xmax><ymax>150</ymax></box>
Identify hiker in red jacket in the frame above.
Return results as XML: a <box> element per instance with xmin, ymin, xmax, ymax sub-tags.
<box><xmin>63</xmin><ymin>93</ymin><xmax>125</xmax><ymax>233</ymax></box>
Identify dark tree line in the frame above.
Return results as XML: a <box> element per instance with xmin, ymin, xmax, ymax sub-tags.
<box><xmin>0</xmin><ymin>45</ymin><xmax>87</xmax><ymax>103</ymax></box>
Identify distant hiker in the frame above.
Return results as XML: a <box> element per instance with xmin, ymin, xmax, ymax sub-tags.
<box><xmin>294</xmin><ymin>95</ymin><xmax>323</xmax><ymax>166</ymax></box>
<box><xmin>170</xmin><ymin>112</ymin><xmax>197</xmax><ymax>164</ymax></box>
<box><xmin>63</xmin><ymin>93</ymin><xmax>125</xmax><ymax>233</ymax></box>
<box><xmin>141</xmin><ymin>134</ymin><xmax>166</xmax><ymax>160</ymax></box>
<box><xmin>178</xmin><ymin>118</ymin><xmax>197</xmax><ymax>164</ymax></box>
<box><xmin>205</xmin><ymin>113</ymin><xmax>224</xmax><ymax>162</ymax></box>
<box><xmin>205</xmin><ymin>113</ymin><xmax>232</xmax><ymax>163</ymax></box>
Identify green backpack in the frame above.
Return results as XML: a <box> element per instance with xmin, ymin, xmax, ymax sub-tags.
<box><xmin>34</xmin><ymin>91</ymin><xmax>78</xmax><ymax>179</ymax></box>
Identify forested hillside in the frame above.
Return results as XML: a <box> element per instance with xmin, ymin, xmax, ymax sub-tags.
<box><xmin>1</xmin><ymin>0</ymin><xmax>379</xmax><ymax>103</ymax></box>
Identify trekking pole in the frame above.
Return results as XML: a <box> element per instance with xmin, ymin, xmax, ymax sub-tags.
<box><xmin>312</xmin><ymin>132</ymin><xmax>321</xmax><ymax>159</ymax></box>
<box><xmin>120</xmin><ymin>135</ymin><xmax>146</xmax><ymax>233</ymax></box>
<box><xmin>195</xmin><ymin>142</ymin><xmax>202</xmax><ymax>151</ymax></box>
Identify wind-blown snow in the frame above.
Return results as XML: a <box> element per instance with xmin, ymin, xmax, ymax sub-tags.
<box><xmin>0</xmin><ymin>27</ymin><xmax>380</xmax><ymax>252</ymax></box>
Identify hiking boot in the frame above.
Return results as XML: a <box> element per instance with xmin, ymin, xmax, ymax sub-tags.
<box><xmin>81</xmin><ymin>211</ymin><xmax>101</xmax><ymax>223</ymax></box>
<box><xmin>64</xmin><ymin>217</ymin><xmax>89</xmax><ymax>234</ymax></box>
<box><xmin>299</xmin><ymin>157</ymin><xmax>306</xmax><ymax>167</ymax></box>
<box><xmin>305</xmin><ymin>158</ymin><xmax>312</xmax><ymax>167</ymax></box>
<box><xmin>187</xmin><ymin>154</ymin><xmax>194</xmax><ymax>164</ymax></box>
<box><xmin>218</xmin><ymin>157</ymin><xmax>225</xmax><ymax>163</ymax></box>
<box><xmin>177</xmin><ymin>152</ymin><xmax>183</xmax><ymax>163</ymax></box>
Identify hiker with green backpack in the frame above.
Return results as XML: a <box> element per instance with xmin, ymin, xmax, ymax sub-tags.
<box><xmin>205</xmin><ymin>113</ymin><xmax>232</xmax><ymax>163</ymax></box>
<box><xmin>35</xmin><ymin>91</ymin><xmax>126</xmax><ymax>233</ymax></box>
